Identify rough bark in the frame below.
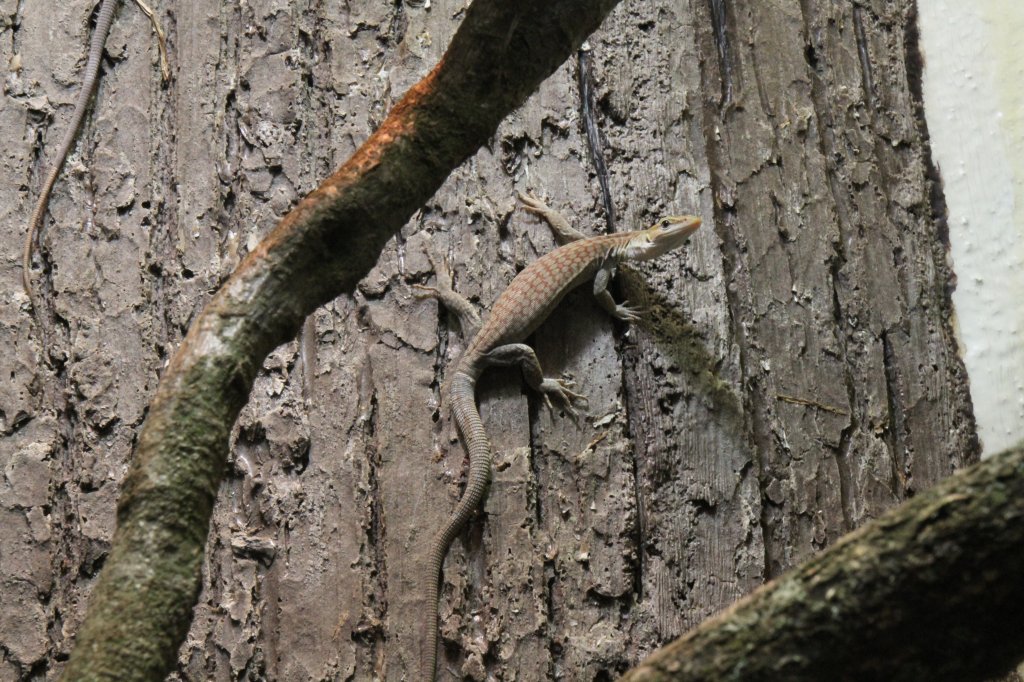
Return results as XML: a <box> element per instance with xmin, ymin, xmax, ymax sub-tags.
<box><xmin>4</xmin><ymin>0</ymin><xmax>623</xmax><ymax>679</ymax></box>
<box><xmin>621</xmin><ymin>443</ymin><xmax>1024</xmax><ymax>682</ymax></box>
<box><xmin>0</xmin><ymin>0</ymin><xmax>977</xmax><ymax>681</ymax></box>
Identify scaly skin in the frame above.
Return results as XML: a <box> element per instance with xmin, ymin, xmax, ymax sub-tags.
<box><xmin>22</xmin><ymin>0</ymin><xmax>120</xmax><ymax>309</ymax></box>
<box><xmin>418</xmin><ymin>195</ymin><xmax>701</xmax><ymax>680</ymax></box>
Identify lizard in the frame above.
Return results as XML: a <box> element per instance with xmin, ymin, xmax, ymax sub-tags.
<box><xmin>21</xmin><ymin>0</ymin><xmax>169</xmax><ymax>310</ymax></box>
<box><xmin>414</xmin><ymin>191</ymin><xmax>701</xmax><ymax>680</ymax></box>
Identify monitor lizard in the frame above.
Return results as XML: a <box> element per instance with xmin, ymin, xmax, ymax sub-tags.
<box><xmin>414</xmin><ymin>191</ymin><xmax>701</xmax><ymax>680</ymax></box>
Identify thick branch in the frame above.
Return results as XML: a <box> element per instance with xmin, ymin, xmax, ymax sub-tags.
<box><xmin>622</xmin><ymin>444</ymin><xmax>1024</xmax><ymax>682</ymax></box>
<box><xmin>61</xmin><ymin>1</ymin><xmax>621</xmax><ymax>679</ymax></box>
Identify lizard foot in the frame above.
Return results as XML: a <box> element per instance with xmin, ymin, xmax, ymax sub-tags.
<box><xmin>516</xmin><ymin>190</ymin><xmax>551</xmax><ymax>216</ymax></box>
<box><xmin>538</xmin><ymin>377</ymin><xmax>588</xmax><ymax>422</ymax></box>
<box><xmin>613</xmin><ymin>300</ymin><xmax>646</xmax><ymax>323</ymax></box>
<box><xmin>516</xmin><ymin>189</ymin><xmax>584</xmax><ymax>244</ymax></box>
<box><xmin>413</xmin><ymin>252</ymin><xmax>482</xmax><ymax>336</ymax></box>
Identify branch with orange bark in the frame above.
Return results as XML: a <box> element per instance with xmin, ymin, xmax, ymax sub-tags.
<box><xmin>61</xmin><ymin>2</ymin><xmax>622</xmax><ymax>679</ymax></box>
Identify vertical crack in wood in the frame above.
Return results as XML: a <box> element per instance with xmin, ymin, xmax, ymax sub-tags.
<box><xmin>829</xmin><ymin>261</ymin><xmax>857</xmax><ymax>532</ymax></box>
<box><xmin>577</xmin><ymin>46</ymin><xmax>616</xmax><ymax>233</ymax></box>
<box><xmin>620</xmin><ymin>360</ymin><xmax>647</xmax><ymax>603</ymax></box>
<box><xmin>689</xmin><ymin>0</ymin><xmax>770</xmax><ymax>577</ymax></box>
<box><xmin>355</xmin><ymin>353</ymin><xmax>389</xmax><ymax>665</ymax></box>
<box><xmin>707</xmin><ymin>0</ymin><xmax>734</xmax><ymax>106</ymax></box>
<box><xmin>851</xmin><ymin>5</ymin><xmax>876</xmax><ymax>110</ymax></box>
<box><xmin>797</xmin><ymin>0</ymin><xmax>870</xmax><ymax>525</ymax></box>
<box><xmin>880</xmin><ymin>330</ymin><xmax>910</xmax><ymax>496</ymax></box>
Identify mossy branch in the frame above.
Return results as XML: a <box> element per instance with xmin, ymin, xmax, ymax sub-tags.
<box><xmin>622</xmin><ymin>444</ymin><xmax>1024</xmax><ymax>682</ymax></box>
<box><xmin>61</xmin><ymin>1</ymin><xmax>622</xmax><ymax>679</ymax></box>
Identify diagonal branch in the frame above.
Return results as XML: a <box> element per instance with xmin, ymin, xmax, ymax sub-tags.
<box><xmin>622</xmin><ymin>444</ymin><xmax>1024</xmax><ymax>682</ymax></box>
<box><xmin>61</xmin><ymin>1</ymin><xmax>622</xmax><ymax>679</ymax></box>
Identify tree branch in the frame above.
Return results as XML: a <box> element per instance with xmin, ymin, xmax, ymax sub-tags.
<box><xmin>622</xmin><ymin>444</ymin><xmax>1024</xmax><ymax>682</ymax></box>
<box><xmin>61</xmin><ymin>1</ymin><xmax>622</xmax><ymax>679</ymax></box>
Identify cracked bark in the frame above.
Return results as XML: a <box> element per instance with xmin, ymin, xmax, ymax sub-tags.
<box><xmin>4</xmin><ymin>0</ymin><xmax>624</xmax><ymax>679</ymax></box>
<box><xmin>0</xmin><ymin>0</ymin><xmax>980</xmax><ymax>680</ymax></box>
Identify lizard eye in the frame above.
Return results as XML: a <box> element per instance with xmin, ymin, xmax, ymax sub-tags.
<box><xmin>659</xmin><ymin>218</ymin><xmax>671</xmax><ymax>229</ymax></box>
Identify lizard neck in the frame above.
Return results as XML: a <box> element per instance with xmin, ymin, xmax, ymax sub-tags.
<box><xmin>607</xmin><ymin>230</ymin><xmax>646</xmax><ymax>263</ymax></box>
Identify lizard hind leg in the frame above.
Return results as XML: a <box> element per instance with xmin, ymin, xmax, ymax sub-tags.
<box><xmin>484</xmin><ymin>343</ymin><xmax>588</xmax><ymax>419</ymax></box>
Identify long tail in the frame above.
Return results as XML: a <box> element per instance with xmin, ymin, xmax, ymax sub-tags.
<box><xmin>420</xmin><ymin>371</ymin><xmax>492</xmax><ymax>681</ymax></box>
<box><xmin>23</xmin><ymin>0</ymin><xmax>120</xmax><ymax>307</ymax></box>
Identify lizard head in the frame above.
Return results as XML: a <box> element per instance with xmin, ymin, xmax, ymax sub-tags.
<box><xmin>626</xmin><ymin>215</ymin><xmax>702</xmax><ymax>260</ymax></box>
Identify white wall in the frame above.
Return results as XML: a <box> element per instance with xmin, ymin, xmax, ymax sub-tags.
<box><xmin>918</xmin><ymin>1</ymin><xmax>1024</xmax><ymax>455</ymax></box>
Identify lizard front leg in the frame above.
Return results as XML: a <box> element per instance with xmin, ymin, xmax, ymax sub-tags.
<box><xmin>484</xmin><ymin>343</ymin><xmax>588</xmax><ymax>417</ymax></box>
<box><xmin>593</xmin><ymin>261</ymin><xmax>643</xmax><ymax>322</ymax></box>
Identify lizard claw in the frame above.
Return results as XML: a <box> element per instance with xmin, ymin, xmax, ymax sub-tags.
<box><xmin>415</xmin><ymin>250</ymin><xmax>462</xmax><ymax>303</ymax></box>
<box><xmin>538</xmin><ymin>377</ymin><xmax>588</xmax><ymax>422</ymax></box>
<box><xmin>613</xmin><ymin>301</ymin><xmax>645</xmax><ymax>323</ymax></box>
<box><xmin>517</xmin><ymin>190</ymin><xmax>551</xmax><ymax>217</ymax></box>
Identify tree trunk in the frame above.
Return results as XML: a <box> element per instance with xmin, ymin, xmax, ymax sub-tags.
<box><xmin>0</xmin><ymin>0</ymin><xmax>976</xmax><ymax>680</ymax></box>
